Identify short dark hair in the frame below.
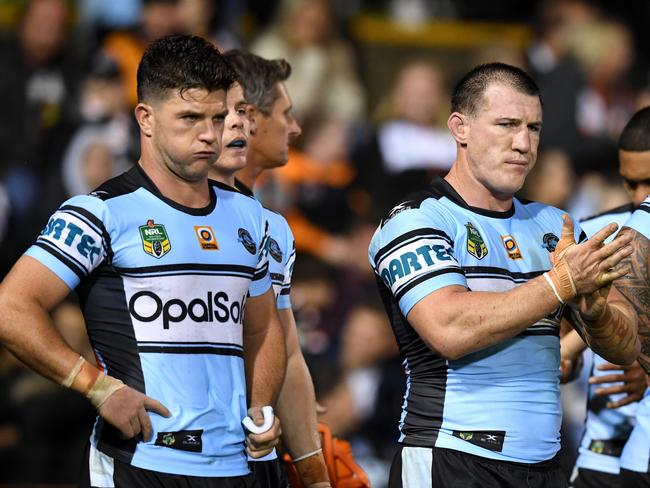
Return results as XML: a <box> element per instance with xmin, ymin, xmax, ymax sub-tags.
<box><xmin>137</xmin><ymin>35</ymin><xmax>235</xmax><ymax>103</ymax></box>
<box><xmin>224</xmin><ymin>49</ymin><xmax>292</xmax><ymax>115</ymax></box>
<box><xmin>451</xmin><ymin>62</ymin><xmax>541</xmax><ymax>116</ymax></box>
<box><xmin>619</xmin><ymin>107</ymin><xmax>650</xmax><ymax>152</ymax></box>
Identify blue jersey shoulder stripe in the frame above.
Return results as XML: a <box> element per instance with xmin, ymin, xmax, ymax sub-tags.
<box><xmin>60</xmin><ymin>204</ymin><xmax>113</xmax><ymax>260</ymax></box>
<box><xmin>395</xmin><ymin>267</ymin><xmax>464</xmax><ymax>302</ymax></box>
<box><xmin>374</xmin><ymin>228</ymin><xmax>453</xmax><ymax>265</ymax></box>
<box><xmin>33</xmin><ymin>241</ymin><xmax>86</xmax><ymax>280</ymax></box>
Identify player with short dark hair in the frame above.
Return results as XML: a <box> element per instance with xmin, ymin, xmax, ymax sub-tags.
<box><xmin>565</xmin><ymin>106</ymin><xmax>650</xmax><ymax>488</ymax></box>
<box><xmin>209</xmin><ymin>49</ymin><xmax>332</xmax><ymax>488</ymax></box>
<box><xmin>0</xmin><ymin>34</ymin><xmax>286</xmax><ymax>487</ymax></box>
<box><xmin>369</xmin><ymin>62</ymin><xmax>639</xmax><ymax>487</ymax></box>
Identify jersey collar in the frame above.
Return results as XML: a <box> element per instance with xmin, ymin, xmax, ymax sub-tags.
<box><xmin>134</xmin><ymin>163</ymin><xmax>217</xmax><ymax>216</ymax></box>
<box><xmin>431</xmin><ymin>177</ymin><xmax>516</xmax><ymax>219</ymax></box>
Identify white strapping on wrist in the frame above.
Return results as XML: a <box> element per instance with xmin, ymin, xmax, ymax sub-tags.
<box><xmin>61</xmin><ymin>355</ymin><xmax>86</xmax><ymax>387</ymax></box>
<box><xmin>543</xmin><ymin>272</ymin><xmax>564</xmax><ymax>304</ymax></box>
<box><xmin>293</xmin><ymin>448</ymin><xmax>323</xmax><ymax>463</ymax></box>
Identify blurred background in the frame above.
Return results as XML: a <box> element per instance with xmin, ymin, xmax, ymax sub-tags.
<box><xmin>0</xmin><ymin>0</ymin><xmax>648</xmax><ymax>485</ymax></box>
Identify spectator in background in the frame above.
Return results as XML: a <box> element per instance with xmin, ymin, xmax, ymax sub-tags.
<box><xmin>250</xmin><ymin>0</ymin><xmax>365</xmax><ymax>123</ymax></box>
<box><xmin>60</xmin><ymin>53</ymin><xmax>137</xmax><ymax>200</ymax></box>
<box><xmin>526</xmin><ymin>0</ymin><xmax>595</xmax><ymax>165</ymax></box>
<box><xmin>570</xmin><ymin>20</ymin><xmax>637</xmax><ymax>141</ymax></box>
<box><xmin>0</xmin><ymin>0</ymin><xmax>82</xmax><ymax>275</ymax></box>
<box><xmin>351</xmin><ymin>59</ymin><xmax>455</xmax><ymax>217</ymax></box>
<box><xmin>520</xmin><ymin>149</ymin><xmax>575</xmax><ymax>209</ymax></box>
<box><xmin>102</xmin><ymin>0</ymin><xmax>181</xmax><ymax>107</ymax></box>
<box><xmin>269</xmin><ymin>117</ymin><xmax>358</xmax><ymax>263</ymax></box>
<box><xmin>177</xmin><ymin>0</ymin><xmax>242</xmax><ymax>51</ymax></box>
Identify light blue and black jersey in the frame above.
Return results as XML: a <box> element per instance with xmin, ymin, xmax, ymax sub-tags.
<box><xmin>576</xmin><ymin>204</ymin><xmax>637</xmax><ymax>474</ymax></box>
<box><xmin>368</xmin><ymin>177</ymin><xmax>585</xmax><ymax>464</ymax></box>
<box><xmin>235</xmin><ymin>180</ymin><xmax>296</xmax><ymax>465</ymax></box>
<box><xmin>620</xmin><ymin>196</ymin><xmax>650</xmax><ymax>474</ymax></box>
<box><xmin>625</xmin><ymin>196</ymin><xmax>650</xmax><ymax>239</ymax></box>
<box><xmin>236</xmin><ymin>181</ymin><xmax>295</xmax><ymax>310</ymax></box>
<box><xmin>25</xmin><ymin>164</ymin><xmax>271</xmax><ymax>479</ymax></box>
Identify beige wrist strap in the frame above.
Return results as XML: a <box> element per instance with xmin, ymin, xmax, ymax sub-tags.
<box><xmin>61</xmin><ymin>355</ymin><xmax>126</xmax><ymax>409</ymax></box>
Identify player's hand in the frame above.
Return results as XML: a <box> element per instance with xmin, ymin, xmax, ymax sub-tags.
<box><xmin>560</xmin><ymin>355</ymin><xmax>583</xmax><ymax>384</ymax></box>
<box><xmin>558</xmin><ymin>216</ymin><xmax>633</xmax><ymax>297</ymax></box>
<box><xmin>589</xmin><ymin>361</ymin><xmax>648</xmax><ymax>408</ymax></box>
<box><xmin>576</xmin><ymin>284</ymin><xmax>611</xmax><ymax>322</ymax></box>
<box><xmin>98</xmin><ymin>385</ymin><xmax>171</xmax><ymax>441</ymax></box>
<box><xmin>245</xmin><ymin>406</ymin><xmax>281</xmax><ymax>458</ymax></box>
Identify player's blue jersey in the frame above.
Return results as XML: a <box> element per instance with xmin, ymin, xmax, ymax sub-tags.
<box><xmin>621</xmin><ymin>389</ymin><xmax>650</xmax><ymax>474</ymax></box>
<box><xmin>368</xmin><ymin>177</ymin><xmax>585</xmax><ymax>464</ymax></box>
<box><xmin>25</xmin><ymin>165</ymin><xmax>271</xmax><ymax>478</ymax></box>
<box><xmin>619</xmin><ymin>197</ymin><xmax>650</xmax><ymax>475</ymax></box>
<box><xmin>625</xmin><ymin>196</ymin><xmax>650</xmax><ymax>239</ymax></box>
<box><xmin>576</xmin><ymin>204</ymin><xmax>637</xmax><ymax>474</ymax></box>
<box><xmin>234</xmin><ymin>180</ymin><xmax>295</xmax><ymax>464</ymax></box>
<box><xmin>236</xmin><ymin>181</ymin><xmax>295</xmax><ymax>310</ymax></box>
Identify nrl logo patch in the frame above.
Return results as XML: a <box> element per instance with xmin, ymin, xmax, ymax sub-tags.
<box><xmin>268</xmin><ymin>238</ymin><xmax>283</xmax><ymax>263</ymax></box>
<box><xmin>465</xmin><ymin>222</ymin><xmax>488</xmax><ymax>260</ymax></box>
<box><xmin>238</xmin><ymin>228</ymin><xmax>257</xmax><ymax>255</ymax></box>
<box><xmin>542</xmin><ymin>233</ymin><xmax>559</xmax><ymax>252</ymax></box>
<box><xmin>162</xmin><ymin>433</ymin><xmax>175</xmax><ymax>446</ymax></box>
<box><xmin>139</xmin><ymin>219</ymin><xmax>171</xmax><ymax>258</ymax></box>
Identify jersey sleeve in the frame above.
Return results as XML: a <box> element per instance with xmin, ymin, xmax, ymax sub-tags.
<box><xmin>24</xmin><ymin>195</ymin><xmax>111</xmax><ymax>289</ymax></box>
<box><xmin>249</xmin><ymin>217</ymin><xmax>272</xmax><ymax>298</ymax></box>
<box><xmin>276</xmin><ymin>221</ymin><xmax>295</xmax><ymax>310</ymax></box>
<box><xmin>368</xmin><ymin>205</ymin><xmax>466</xmax><ymax>317</ymax></box>
<box><xmin>625</xmin><ymin>198</ymin><xmax>650</xmax><ymax>239</ymax></box>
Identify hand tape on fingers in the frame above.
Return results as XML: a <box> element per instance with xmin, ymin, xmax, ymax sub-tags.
<box><xmin>242</xmin><ymin>406</ymin><xmax>274</xmax><ymax>434</ymax></box>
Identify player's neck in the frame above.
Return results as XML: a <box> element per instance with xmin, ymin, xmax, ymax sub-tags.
<box><xmin>445</xmin><ymin>164</ymin><xmax>514</xmax><ymax>212</ymax></box>
<box><xmin>236</xmin><ymin>157</ymin><xmax>264</xmax><ymax>191</ymax></box>
<box><xmin>208</xmin><ymin>169</ymin><xmax>236</xmax><ymax>188</ymax></box>
<box><xmin>139</xmin><ymin>155</ymin><xmax>211</xmax><ymax>209</ymax></box>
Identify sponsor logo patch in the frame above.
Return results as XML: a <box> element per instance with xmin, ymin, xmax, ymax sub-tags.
<box><xmin>542</xmin><ymin>232</ymin><xmax>559</xmax><ymax>252</ymax></box>
<box><xmin>155</xmin><ymin>430</ymin><xmax>203</xmax><ymax>452</ymax></box>
<box><xmin>238</xmin><ymin>228</ymin><xmax>256</xmax><ymax>255</ymax></box>
<box><xmin>465</xmin><ymin>222</ymin><xmax>488</xmax><ymax>260</ymax></box>
<box><xmin>194</xmin><ymin>225</ymin><xmax>219</xmax><ymax>250</ymax></box>
<box><xmin>268</xmin><ymin>238</ymin><xmax>283</xmax><ymax>262</ymax></box>
<box><xmin>139</xmin><ymin>219</ymin><xmax>171</xmax><ymax>258</ymax></box>
<box><xmin>501</xmin><ymin>235</ymin><xmax>523</xmax><ymax>260</ymax></box>
<box><xmin>452</xmin><ymin>430</ymin><xmax>505</xmax><ymax>452</ymax></box>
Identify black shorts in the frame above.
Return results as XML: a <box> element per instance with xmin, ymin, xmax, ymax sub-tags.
<box><xmin>79</xmin><ymin>444</ymin><xmax>259</xmax><ymax>488</ymax></box>
<box><xmin>388</xmin><ymin>445</ymin><xmax>568</xmax><ymax>488</ymax></box>
<box><xmin>249</xmin><ymin>458</ymin><xmax>289</xmax><ymax>488</ymax></box>
<box><xmin>620</xmin><ymin>468</ymin><xmax>650</xmax><ymax>488</ymax></box>
<box><xmin>571</xmin><ymin>467</ymin><xmax>620</xmax><ymax>488</ymax></box>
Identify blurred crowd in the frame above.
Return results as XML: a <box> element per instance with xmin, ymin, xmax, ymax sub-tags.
<box><xmin>0</xmin><ymin>0</ymin><xmax>649</xmax><ymax>485</ymax></box>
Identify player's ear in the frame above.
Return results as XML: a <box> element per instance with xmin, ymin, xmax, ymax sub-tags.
<box><xmin>448</xmin><ymin>112</ymin><xmax>468</xmax><ymax>147</ymax></box>
<box><xmin>135</xmin><ymin>103</ymin><xmax>154</xmax><ymax>137</ymax></box>
<box><xmin>246</xmin><ymin>105</ymin><xmax>258</xmax><ymax>135</ymax></box>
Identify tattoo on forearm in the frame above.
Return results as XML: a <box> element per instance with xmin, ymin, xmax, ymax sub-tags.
<box><xmin>615</xmin><ymin>229</ymin><xmax>650</xmax><ymax>374</ymax></box>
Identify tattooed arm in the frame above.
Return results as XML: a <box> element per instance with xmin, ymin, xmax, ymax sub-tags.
<box><xmin>614</xmin><ymin>227</ymin><xmax>650</xmax><ymax>374</ymax></box>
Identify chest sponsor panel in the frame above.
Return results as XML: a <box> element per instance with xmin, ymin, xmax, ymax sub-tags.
<box><xmin>123</xmin><ymin>275</ymin><xmax>248</xmax><ymax>344</ymax></box>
